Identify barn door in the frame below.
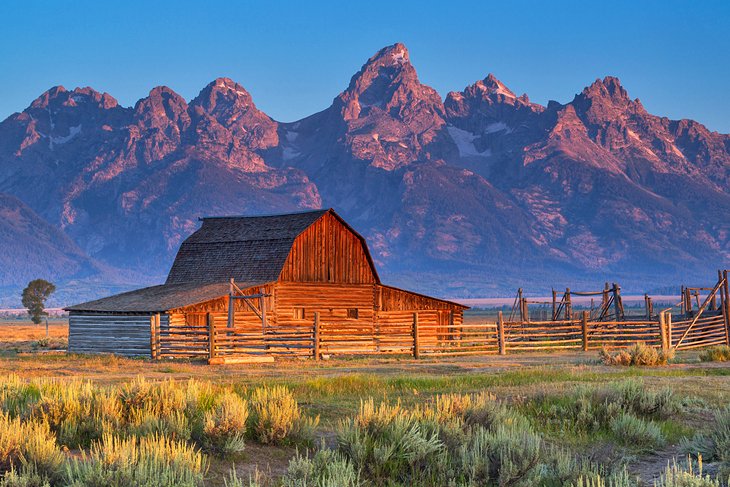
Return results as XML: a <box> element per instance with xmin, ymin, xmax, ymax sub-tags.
<box><xmin>437</xmin><ymin>310</ymin><xmax>451</xmax><ymax>343</ymax></box>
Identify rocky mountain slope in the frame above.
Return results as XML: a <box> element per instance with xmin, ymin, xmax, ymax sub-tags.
<box><xmin>0</xmin><ymin>43</ymin><xmax>728</xmax><ymax>302</ymax></box>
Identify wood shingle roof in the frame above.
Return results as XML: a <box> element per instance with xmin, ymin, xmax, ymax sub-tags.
<box><xmin>165</xmin><ymin>210</ymin><xmax>328</xmax><ymax>284</ymax></box>
<box><xmin>64</xmin><ymin>281</ymin><xmax>239</xmax><ymax>312</ymax></box>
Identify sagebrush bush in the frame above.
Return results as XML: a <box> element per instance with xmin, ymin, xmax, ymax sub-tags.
<box><xmin>0</xmin><ymin>375</ymin><xmax>41</xmax><ymax>417</ymax></box>
<box><xmin>339</xmin><ymin>406</ymin><xmax>444</xmax><ymax>484</ymax></box>
<box><xmin>248</xmin><ymin>386</ymin><xmax>318</xmax><ymax>445</ymax></box>
<box><xmin>681</xmin><ymin>407</ymin><xmax>730</xmax><ymax>479</ymax></box>
<box><xmin>225</xmin><ymin>467</ymin><xmax>267</xmax><ymax>487</ymax></box>
<box><xmin>699</xmin><ymin>346</ymin><xmax>730</xmax><ymax>362</ymax></box>
<box><xmin>462</xmin><ymin>424</ymin><xmax>543</xmax><ymax>486</ymax></box>
<box><xmin>609</xmin><ymin>413</ymin><xmax>665</xmax><ymax>450</ymax></box>
<box><xmin>0</xmin><ymin>414</ymin><xmax>64</xmax><ymax>482</ymax></box>
<box><xmin>572</xmin><ymin>468</ymin><xmax>637</xmax><ymax>487</ymax></box>
<box><xmin>282</xmin><ymin>449</ymin><xmax>361</xmax><ymax>487</ymax></box>
<box><xmin>201</xmin><ymin>392</ymin><xmax>248</xmax><ymax>456</ymax></box>
<box><xmin>0</xmin><ymin>465</ymin><xmax>52</xmax><ymax>487</ymax></box>
<box><xmin>337</xmin><ymin>394</ymin><xmax>574</xmax><ymax>486</ymax></box>
<box><xmin>523</xmin><ymin>379</ymin><xmax>676</xmax><ymax>442</ymax></box>
<box><xmin>64</xmin><ymin>433</ymin><xmax>207</xmax><ymax>487</ymax></box>
<box><xmin>600</xmin><ymin>343</ymin><xmax>674</xmax><ymax>366</ymax></box>
<box><xmin>653</xmin><ymin>456</ymin><xmax>725</xmax><ymax>487</ymax></box>
<box><xmin>32</xmin><ymin>381</ymin><xmax>120</xmax><ymax>448</ymax></box>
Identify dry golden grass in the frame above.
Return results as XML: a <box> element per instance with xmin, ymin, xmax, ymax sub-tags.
<box><xmin>0</xmin><ymin>320</ymin><xmax>68</xmax><ymax>341</ymax></box>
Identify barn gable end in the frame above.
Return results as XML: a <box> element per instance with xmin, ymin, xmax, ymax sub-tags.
<box><xmin>279</xmin><ymin>211</ymin><xmax>378</xmax><ymax>284</ymax></box>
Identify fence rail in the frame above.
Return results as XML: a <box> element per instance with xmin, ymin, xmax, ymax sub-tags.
<box><xmin>151</xmin><ymin>306</ymin><xmax>729</xmax><ymax>363</ymax></box>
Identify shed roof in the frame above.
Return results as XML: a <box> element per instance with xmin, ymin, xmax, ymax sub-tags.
<box><xmin>64</xmin><ymin>281</ymin><xmax>251</xmax><ymax>313</ymax></box>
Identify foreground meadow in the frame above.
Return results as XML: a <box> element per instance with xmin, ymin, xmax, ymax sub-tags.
<box><xmin>0</xmin><ymin>321</ymin><xmax>729</xmax><ymax>486</ymax></box>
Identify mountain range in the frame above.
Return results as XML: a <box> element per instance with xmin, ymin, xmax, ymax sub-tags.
<box><xmin>1</xmin><ymin>43</ymin><xmax>728</xmax><ymax>305</ymax></box>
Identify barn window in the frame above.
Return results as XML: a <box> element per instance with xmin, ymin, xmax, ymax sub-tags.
<box><xmin>347</xmin><ymin>308</ymin><xmax>359</xmax><ymax>319</ymax></box>
<box><xmin>293</xmin><ymin>308</ymin><xmax>305</xmax><ymax>320</ymax></box>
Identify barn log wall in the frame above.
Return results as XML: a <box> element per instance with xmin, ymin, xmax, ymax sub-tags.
<box><xmin>68</xmin><ymin>313</ymin><xmax>165</xmax><ymax>356</ymax></box>
<box><xmin>274</xmin><ymin>282</ymin><xmax>376</xmax><ymax>326</ymax></box>
<box><xmin>279</xmin><ymin>212</ymin><xmax>376</xmax><ymax>284</ymax></box>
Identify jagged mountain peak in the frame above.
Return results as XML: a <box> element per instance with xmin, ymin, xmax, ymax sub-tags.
<box><xmin>29</xmin><ymin>85</ymin><xmax>119</xmax><ymax>111</ymax></box>
<box><xmin>30</xmin><ymin>85</ymin><xmax>68</xmax><ymax>108</ymax></box>
<box><xmin>578</xmin><ymin>76</ymin><xmax>634</xmax><ymax>107</ymax></box>
<box><xmin>190</xmin><ymin>77</ymin><xmax>256</xmax><ymax>118</ymax></box>
<box><xmin>337</xmin><ymin>43</ymin><xmax>443</xmax><ymax>123</ymax></box>
<box><xmin>133</xmin><ymin>86</ymin><xmax>189</xmax><ymax>119</ymax></box>
<box><xmin>195</xmin><ymin>78</ymin><xmax>253</xmax><ymax>103</ymax></box>
<box><xmin>367</xmin><ymin>42</ymin><xmax>410</xmax><ymax>67</ymax></box>
<box><xmin>477</xmin><ymin>73</ymin><xmax>517</xmax><ymax>99</ymax></box>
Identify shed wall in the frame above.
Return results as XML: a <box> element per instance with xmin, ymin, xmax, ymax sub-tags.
<box><xmin>68</xmin><ymin>313</ymin><xmax>164</xmax><ymax>356</ymax></box>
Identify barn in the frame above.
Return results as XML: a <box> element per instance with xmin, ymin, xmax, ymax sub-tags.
<box><xmin>65</xmin><ymin>209</ymin><xmax>467</xmax><ymax>361</ymax></box>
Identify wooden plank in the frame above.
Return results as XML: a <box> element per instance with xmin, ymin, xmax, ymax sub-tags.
<box><xmin>208</xmin><ymin>356</ymin><xmax>275</xmax><ymax>365</ymax></box>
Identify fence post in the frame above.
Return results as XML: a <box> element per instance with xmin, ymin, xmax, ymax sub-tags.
<box><xmin>720</xmin><ymin>270</ymin><xmax>730</xmax><ymax>346</ymax></box>
<box><xmin>658</xmin><ymin>311</ymin><xmax>668</xmax><ymax>352</ymax></box>
<box><xmin>149</xmin><ymin>314</ymin><xmax>159</xmax><ymax>360</ymax></box>
<box><xmin>497</xmin><ymin>311</ymin><xmax>506</xmax><ymax>355</ymax></box>
<box><xmin>207</xmin><ymin>313</ymin><xmax>216</xmax><ymax>361</ymax></box>
<box><xmin>666</xmin><ymin>312</ymin><xmax>673</xmax><ymax>349</ymax></box>
<box><xmin>581</xmin><ymin>311</ymin><xmax>589</xmax><ymax>351</ymax></box>
<box><xmin>313</xmin><ymin>312</ymin><xmax>320</xmax><ymax>361</ymax></box>
<box><xmin>412</xmin><ymin>313</ymin><xmax>420</xmax><ymax>359</ymax></box>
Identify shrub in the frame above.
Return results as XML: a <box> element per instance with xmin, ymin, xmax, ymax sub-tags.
<box><xmin>0</xmin><ymin>375</ymin><xmax>41</xmax><ymax>417</ymax></box>
<box><xmin>523</xmin><ymin>380</ymin><xmax>677</xmax><ymax>438</ymax></box>
<box><xmin>64</xmin><ymin>433</ymin><xmax>207</xmax><ymax>487</ymax></box>
<box><xmin>0</xmin><ymin>414</ymin><xmax>64</xmax><ymax>482</ymax></box>
<box><xmin>248</xmin><ymin>386</ymin><xmax>318</xmax><ymax>445</ymax></box>
<box><xmin>681</xmin><ymin>407</ymin><xmax>730</xmax><ymax>478</ymax></box>
<box><xmin>460</xmin><ymin>424</ymin><xmax>543</xmax><ymax>486</ymax></box>
<box><xmin>600</xmin><ymin>343</ymin><xmax>674</xmax><ymax>366</ymax></box>
<box><xmin>609</xmin><ymin>413</ymin><xmax>664</xmax><ymax>450</ymax></box>
<box><xmin>653</xmin><ymin>456</ymin><xmax>724</xmax><ymax>487</ymax></box>
<box><xmin>699</xmin><ymin>346</ymin><xmax>730</xmax><ymax>362</ymax></box>
<box><xmin>601</xmin><ymin>380</ymin><xmax>677</xmax><ymax>420</ymax></box>
<box><xmin>0</xmin><ymin>465</ymin><xmax>52</xmax><ymax>487</ymax></box>
<box><xmin>282</xmin><ymin>449</ymin><xmax>361</xmax><ymax>487</ymax></box>
<box><xmin>126</xmin><ymin>407</ymin><xmax>191</xmax><ymax>441</ymax></box>
<box><xmin>201</xmin><ymin>392</ymin><xmax>248</xmax><ymax>456</ymax></box>
<box><xmin>339</xmin><ymin>396</ymin><xmax>552</xmax><ymax>486</ymax></box>
<box><xmin>32</xmin><ymin>380</ymin><xmax>120</xmax><ymax>448</ymax></box>
<box><xmin>225</xmin><ymin>467</ymin><xmax>267</xmax><ymax>487</ymax></box>
<box><xmin>572</xmin><ymin>468</ymin><xmax>637</xmax><ymax>487</ymax></box>
<box><xmin>337</xmin><ymin>403</ymin><xmax>438</xmax><ymax>483</ymax></box>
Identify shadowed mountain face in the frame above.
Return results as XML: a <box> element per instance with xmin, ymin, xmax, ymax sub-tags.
<box><xmin>0</xmin><ymin>43</ymin><xmax>728</xmax><ymax>302</ymax></box>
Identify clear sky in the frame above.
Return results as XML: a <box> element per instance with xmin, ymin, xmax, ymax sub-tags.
<box><xmin>1</xmin><ymin>0</ymin><xmax>729</xmax><ymax>132</ymax></box>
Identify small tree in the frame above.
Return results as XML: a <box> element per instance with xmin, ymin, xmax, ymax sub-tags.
<box><xmin>21</xmin><ymin>279</ymin><xmax>56</xmax><ymax>325</ymax></box>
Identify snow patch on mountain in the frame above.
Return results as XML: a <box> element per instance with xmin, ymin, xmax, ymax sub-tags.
<box><xmin>47</xmin><ymin>125</ymin><xmax>82</xmax><ymax>149</ymax></box>
<box><xmin>447</xmin><ymin>126</ymin><xmax>491</xmax><ymax>157</ymax></box>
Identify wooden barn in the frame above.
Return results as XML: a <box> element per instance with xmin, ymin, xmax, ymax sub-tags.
<box><xmin>66</xmin><ymin>209</ymin><xmax>467</xmax><ymax>360</ymax></box>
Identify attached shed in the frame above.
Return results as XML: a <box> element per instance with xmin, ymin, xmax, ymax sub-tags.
<box><xmin>66</xmin><ymin>209</ymin><xmax>467</xmax><ymax>358</ymax></box>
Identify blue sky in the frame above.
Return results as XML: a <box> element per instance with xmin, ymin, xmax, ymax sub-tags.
<box><xmin>1</xmin><ymin>0</ymin><xmax>729</xmax><ymax>131</ymax></box>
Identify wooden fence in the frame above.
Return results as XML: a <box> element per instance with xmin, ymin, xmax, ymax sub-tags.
<box><xmin>147</xmin><ymin>270</ymin><xmax>730</xmax><ymax>362</ymax></box>
<box><xmin>150</xmin><ymin>307</ymin><xmax>729</xmax><ymax>363</ymax></box>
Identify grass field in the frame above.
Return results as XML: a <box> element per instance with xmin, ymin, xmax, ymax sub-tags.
<box><xmin>0</xmin><ymin>319</ymin><xmax>728</xmax><ymax>486</ymax></box>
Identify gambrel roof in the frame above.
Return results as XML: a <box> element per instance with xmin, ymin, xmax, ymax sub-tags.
<box><xmin>165</xmin><ymin>208</ymin><xmax>379</xmax><ymax>284</ymax></box>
